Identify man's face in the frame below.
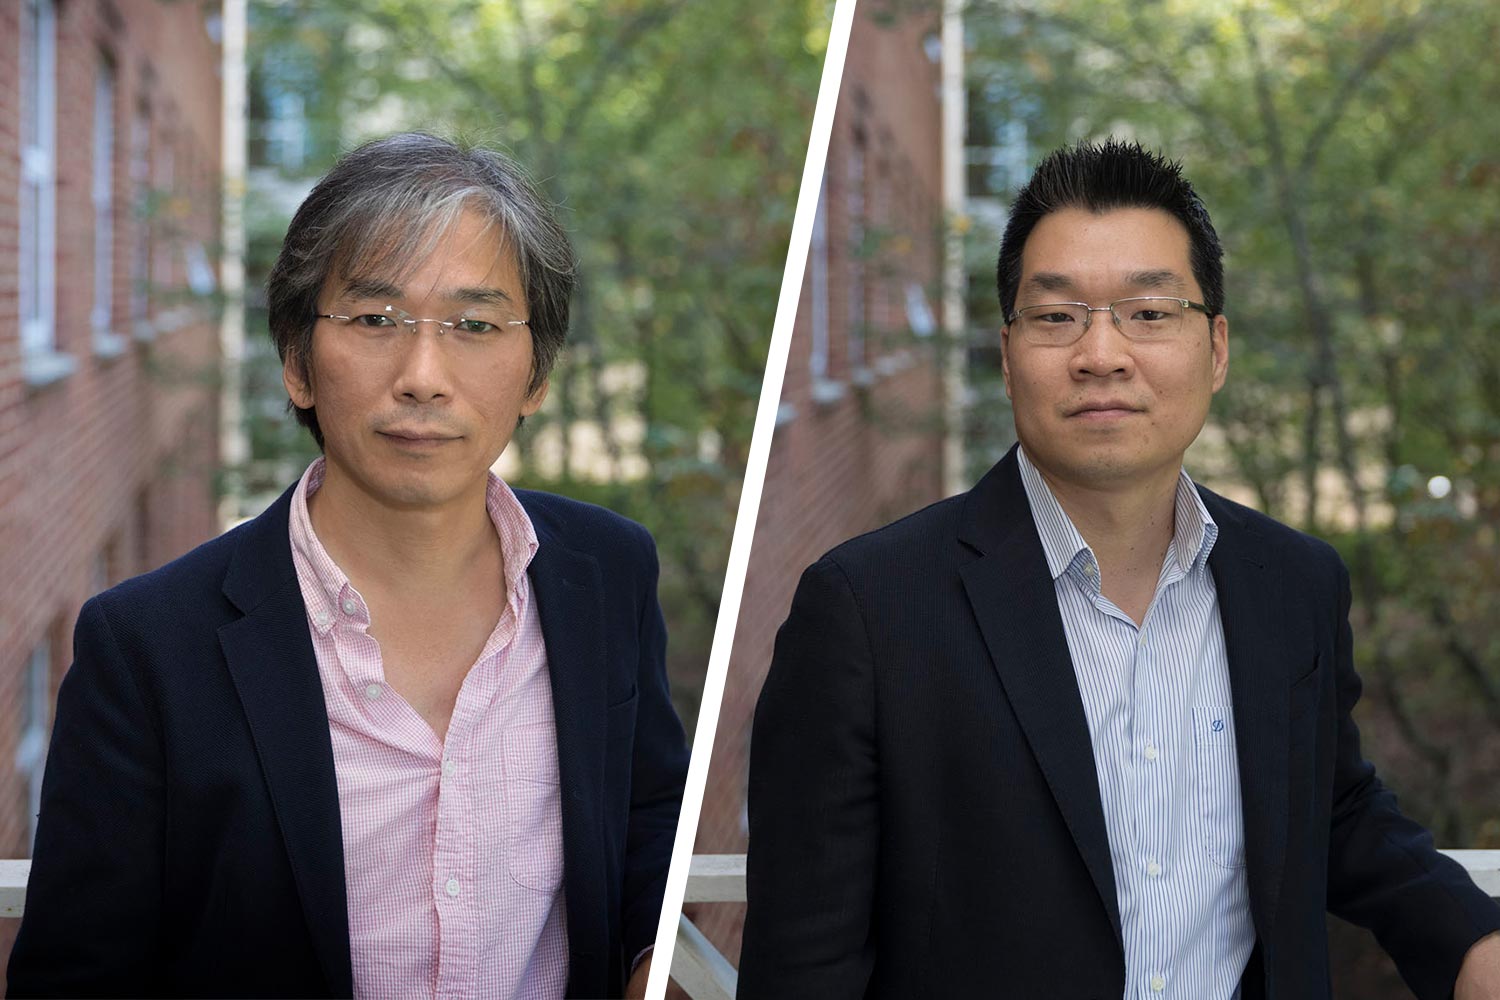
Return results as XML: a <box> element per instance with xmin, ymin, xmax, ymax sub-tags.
<box><xmin>1001</xmin><ymin>206</ymin><xmax>1228</xmax><ymax>492</ymax></box>
<box><xmin>284</xmin><ymin>207</ymin><xmax>547</xmax><ymax>509</ymax></box>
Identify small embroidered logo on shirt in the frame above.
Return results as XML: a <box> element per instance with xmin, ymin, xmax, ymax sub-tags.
<box><xmin>1212</xmin><ymin>719</ymin><xmax>1225</xmax><ymax>732</ymax></box>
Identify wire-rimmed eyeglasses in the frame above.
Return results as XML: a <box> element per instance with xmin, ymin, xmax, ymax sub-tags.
<box><xmin>1007</xmin><ymin>296</ymin><xmax>1213</xmax><ymax>347</ymax></box>
<box><xmin>314</xmin><ymin>304</ymin><xmax>530</xmax><ymax>358</ymax></box>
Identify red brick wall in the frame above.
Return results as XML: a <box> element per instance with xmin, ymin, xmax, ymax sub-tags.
<box><xmin>686</xmin><ymin>5</ymin><xmax>949</xmax><ymax>968</ymax></box>
<box><xmin>0</xmin><ymin>0</ymin><xmax>222</xmax><ymax>978</ymax></box>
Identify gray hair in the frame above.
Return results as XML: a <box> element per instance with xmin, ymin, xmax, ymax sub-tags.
<box><xmin>266</xmin><ymin>132</ymin><xmax>576</xmax><ymax>446</ymax></box>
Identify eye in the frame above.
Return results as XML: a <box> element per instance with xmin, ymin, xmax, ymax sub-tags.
<box><xmin>1133</xmin><ymin>309</ymin><xmax>1171</xmax><ymax>322</ymax></box>
<box><xmin>352</xmin><ymin>313</ymin><xmax>398</xmax><ymax>328</ymax></box>
<box><xmin>1034</xmin><ymin>311</ymin><xmax>1078</xmax><ymax>324</ymax></box>
<box><xmin>453</xmin><ymin>317</ymin><xmax>499</xmax><ymax>334</ymax></box>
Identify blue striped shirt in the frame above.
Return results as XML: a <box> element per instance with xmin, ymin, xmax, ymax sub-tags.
<box><xmin>1017</xmin><ymin>447</ymin><xmax>1255</xmax><ymax>1000</ymax></box>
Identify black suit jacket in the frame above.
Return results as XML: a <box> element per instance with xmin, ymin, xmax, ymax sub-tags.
<box><xmin>739</xmin><ymin>447</ymin><xmax>1500</xmax><ymax>1000</ymax></box>
<box><xmin>8</xmin><ymin>483</ymin><xmax>689</xmax><ymax>999</ymax></box>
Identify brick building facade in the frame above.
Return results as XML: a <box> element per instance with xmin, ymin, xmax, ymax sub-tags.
<box><xmin>0</xmin><ymin>0</ymin><xmax>223</xmax><ymax>975</ymax></box>
<box><xmin>688</xmin><ymin>4</ymin><xmax>951</xmax><ymax>968</ymax></box>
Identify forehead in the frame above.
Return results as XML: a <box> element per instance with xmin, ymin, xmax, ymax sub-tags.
<box><xmin>325</xmin><ymin>206</ymin><xmax>522</xmax><ymax>302</ymax></box>
<box><xmin>1020</xmin><ymin>206</ymin><xmax>1195</xmax><ymax>293</ymax></box>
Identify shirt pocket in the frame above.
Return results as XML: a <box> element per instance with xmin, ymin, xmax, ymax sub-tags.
<box><xmin>1193</xmin><ymin>705</ymin><xmax>1247</xmax><ymax>869</ymax></box>
<box><xmin>503</xmin><ymin>720</ymin><xmax>566</xmax><ymax>893</ymax></box>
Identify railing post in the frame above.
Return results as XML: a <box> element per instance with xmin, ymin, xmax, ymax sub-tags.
<box><xmin>672</xmin><ymin>912</ymin><xmax>738</xmax><ymax>1000</ymax></box>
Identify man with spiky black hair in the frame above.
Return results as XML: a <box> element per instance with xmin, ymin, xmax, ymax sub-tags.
<box><xmin>741</xmin><ymin>139</ymin><xmax>1500</xmax><ymax>999</ymax></box>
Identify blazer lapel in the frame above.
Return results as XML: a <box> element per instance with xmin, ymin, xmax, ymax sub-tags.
<box><xmin>1203</xmin><ymin>492</ymin><xmax>1290</xmax><ymax>946</ymax></box>
<box><xmin>524</xmin><ymin>517</ymin><xmax>609</xmax><ymax>986</ymax></box>
<box><xmin>957</xmin><ymin>449</ymin><xmax>1123</xmax><ymax>946</ymax></box>
<box><xmin>219</xmin><ymin>486</ymin><xmax>353</xmax><ymax>997</ymax></box>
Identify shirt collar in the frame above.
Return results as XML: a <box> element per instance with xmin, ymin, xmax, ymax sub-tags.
<box><xmin>1015</xmin><ymin>444</ymin><xmax>1218</xmax><ymax>585</ymax></box>
<box><xmin>288</xmin><ymin>457</ymin><xmax>540</xmax><ymax>637</ymax></box>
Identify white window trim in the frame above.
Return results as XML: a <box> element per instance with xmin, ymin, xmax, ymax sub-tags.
<box><xmin>808</xmin><ymin>173</ymin><xmax>844</xmax><ymax>406</ymax></box>
<box><xmin>15</xmin><ymin>642</ymin><xmax>51</xmax><ymax>854</ymax></box>
<box><xmin>809</xmin><ymin>173</ymin><xmax>830</xmax><ymax>382</ymax></box>
<box><xmin>20</xmin><ymin>0</ymin><xmax>66</xmax><ymax>385</ymax></box>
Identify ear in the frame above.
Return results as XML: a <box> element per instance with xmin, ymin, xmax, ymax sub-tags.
<box><xmin>283</xmin><ymin>353</ymin><xmax>315</xmax><ymax>410</ymax></box>
<box><xmin>1000</xmin><ymin>324</ymin><xmax>1014</xmax><ymax>399</ymax></box>
<box><xmin>520</xmin><ymin>377</ymin><xmax>550</xmax><ymax>417</ymax></box>
<box><xmin>1210</xmin><ymin>313</ymin><xmax>1229</xmax><ymax>393</ymax></box>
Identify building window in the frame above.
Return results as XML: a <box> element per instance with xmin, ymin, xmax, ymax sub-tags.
<box><xmin>130</xmin><ymin>103</ymin><xmax>152</xmax><ymax>336</ymax></box>
<box><xmin>847</xmin><ymin>128</ymin><xmax>867</xmax><ymax>373</ymax></box>
<box><xmin>153</xmin><ymin>134</ymin><xmax>175</xmax><ymax>294</ymax></box>
<box><xmin>93</xmin><ymin>58</ymin><xmax>123</xmax><ymax>354</ymax></box>
<box><xmin>20</xmin><ymin>0</ymin><xmax>69</xmax><ymax>384</ymax></box>
<box><xmin>15</xmin><ymin>641</ymin><xmax>52</xmax><ymax>853</ymax></box>
<box><xmin>809</xmin><ymin>174</ymin><xmax>830</xmax><ymax>382</ymax></box>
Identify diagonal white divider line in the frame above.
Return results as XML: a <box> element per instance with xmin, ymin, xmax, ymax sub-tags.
<box><xmin>643</xmin><ymin>1</ymin><xmax>859</xmax><ymax>995</ymax></box>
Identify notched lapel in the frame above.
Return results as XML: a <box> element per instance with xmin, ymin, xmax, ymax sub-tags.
<box><xmin>527</xmin><ymin>535</ymin><xmax>609</xmax><ymax>971</ymax></box>
<box><xmin>219</xmin><ymin>490</ymin><xmax>353</xmax><ymax>997</ymax></box>
<box><xmin>957</xmin><ymin>451</ymin><xmax>1123</xmax><ymax>946</ymax></box>
<box><xmin>1206</xmin><ymin>503</ymin><xmax>1290</xmax><ymax>944</ymax></box>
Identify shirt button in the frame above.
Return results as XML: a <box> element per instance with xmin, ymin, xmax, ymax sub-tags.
<box><xmin>1144</xmin><ymin>744</ymin><xmax>1159</xmax><ymax>761</ymax></box>
<box><xmin>341</xmin><ymin>597</ymin><xmax>358</xmax><ymax>615</ymax></box>
<box><xmin>445</xmin><ymin>877</ymin><xmax>461</xmax><ymax>897</ymax></box>
<box><xmin>364</xmin><ymin>683</ymin><xmax>383</xmax><ymax>701</ymax></box>
<box><xmin>1147</xmin><ymin>861</ymin><xmax>1162</xmax><ymax>877</ymax></box>
<box><xmin>1138</xmin><ymin>635</ymin><xmax>1147</xmax><ymax>648</ymax></box>
<box><xmin>314</xmin><ymin>611</ymin><xmax>332</xmax><ymax>629</ymax></box>
<box><xmin>442</xmin><ymin>759</ymin><xmax>457</xmax><ymax>778</ymax></box>
<box><xmin>1151</xmin><ymin>975</ymin><xmax>1165</xmax><ymax>992</ymax></box>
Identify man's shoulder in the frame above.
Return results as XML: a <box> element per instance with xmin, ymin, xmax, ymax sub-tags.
<box><xmin>1195</xmin><ymin>483</ymin><xmax>1346</xmax><ymax>577</ymax></box>
<box><xmin>87</xmin><ymin>491</ymin><xmax>290</xmax><ymax>637</ymax></box>
<box><xmin>818</xmin><ymin>491</ymin><xmax>969</xmax><ymax>577</ymax></box>
<box><xmin>514</xmin><ymin>487</ymin><xmax>655</xmax><ymax>561</ymax></box>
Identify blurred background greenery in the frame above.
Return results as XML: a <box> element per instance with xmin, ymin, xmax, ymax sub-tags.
<box><xmin>237</xmin><ymin>0</ymin><xmax>829</xmax><ymax>735</ymax></box>
<box><xmin>960</xmin><ymin>0</ymin><xmax>1500</xmax><ymax>993</ymax></box>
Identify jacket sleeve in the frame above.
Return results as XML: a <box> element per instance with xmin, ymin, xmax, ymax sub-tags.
<box><xmin>618</xmin><ymin>527</ymin><xmax>690</xmax><ymax>968</ymax></box>
<box><xmin>7</xmin><ymin>596</ymin><xmax>165</xmax><ymax>998</ymax></box>
<box><xmin>738</xmin><ymin>556</ymin><xmax>879</xmax><ymax>1000</ymax></box>
<box><xmin>1323</xmin><ymin>558</ymin><xmax>1500</xmax><ymax>999</ymax></box>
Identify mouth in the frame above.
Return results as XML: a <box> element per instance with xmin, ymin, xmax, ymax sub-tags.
<box><xmin>1067</xmin><ymin>402</ymin><xmax>1143</xmax><ymax>421</ymax></box>
<box><xmin>377</xmin><ymin>429</ymin><xmax>462</xmax><ymax>445</ymax></box>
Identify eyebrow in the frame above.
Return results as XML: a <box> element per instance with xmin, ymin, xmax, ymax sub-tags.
<box><xmin>1022</xmin><ymin>272</ymin><xmax>1079</xmax><ymax>296</ymax></box>
<box><xmin>337</xmin><ymin>278</ymin><xmax>518</xmax><ymax>307</ymax></box>
<box><xmin>1021</xmin><ymin>269</ymin><xmax>1189</xmax><ymax>297</ymax></box>
<box><xmin>339</xmin><ymin>277</ymin><xmax>404</xmax><ymax>301</ymax></box>
<box><xmin>1122</xmin><ymin>269</ymin><xmax>1188</xmax><ymax>292</ymax></box>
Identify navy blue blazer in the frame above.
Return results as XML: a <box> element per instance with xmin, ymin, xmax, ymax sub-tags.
<box><xmin>8</xmin><ymin>483</ymin><xmax>688</xmax><ymax>998</ymax></box>
<box><xmin>740</xmin><ymin>446</ymin><xmax>1500</xmax><ymax>1000</ymax></box>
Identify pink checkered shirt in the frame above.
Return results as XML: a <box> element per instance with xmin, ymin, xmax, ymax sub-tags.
<box><xmin>288</xmin><ymin>458</ymin><xmax>568</xmax><ymax>1000</ymax></box>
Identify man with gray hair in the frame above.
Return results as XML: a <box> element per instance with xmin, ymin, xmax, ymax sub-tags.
<box><xmin>10</xmin><ymin>133</ymin><xmax>688</xmax><ymax>1000</ymax></box>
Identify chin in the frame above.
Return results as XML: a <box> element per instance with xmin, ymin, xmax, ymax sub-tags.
<box><xmin>1045</xmin><ymin>447</ymin><xmax>1148</xmax><ymax>486</ymax></box>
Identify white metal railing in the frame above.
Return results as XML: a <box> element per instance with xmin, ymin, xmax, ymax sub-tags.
<box><xmin>0</xmin><ymin>860</ymin><xmax>27</xmax><ymax>917</ymax></box>
<box><xmin>671</xmin><ymin>851</ymin><xmax>1500</xmax><ymax>1000</ymax></box>
<box><xmin>2</xmin><ymin>850</ymin><xmax>1497</xmax><ymax>998</ymax></box>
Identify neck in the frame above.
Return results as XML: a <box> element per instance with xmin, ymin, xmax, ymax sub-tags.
<box><xmin>1033</xmin><ymin>460</ymin><xmax>1181</xmax><ymax>585</ymax></box>
<box><xmin>306</xmin><ymin>459</ymin><xmax>500</xmax><ymax>595</ymax></box>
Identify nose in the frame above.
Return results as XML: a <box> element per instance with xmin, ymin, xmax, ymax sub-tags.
<box><xmin>1071</xmin><ymin>307</ymin><xmax>1133</xmax><ymax>379</ymax></box>
<box><xmin>390</xmin><ymin>321</ymin><xmax>453</xmax><ymax>403</ymax></box>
